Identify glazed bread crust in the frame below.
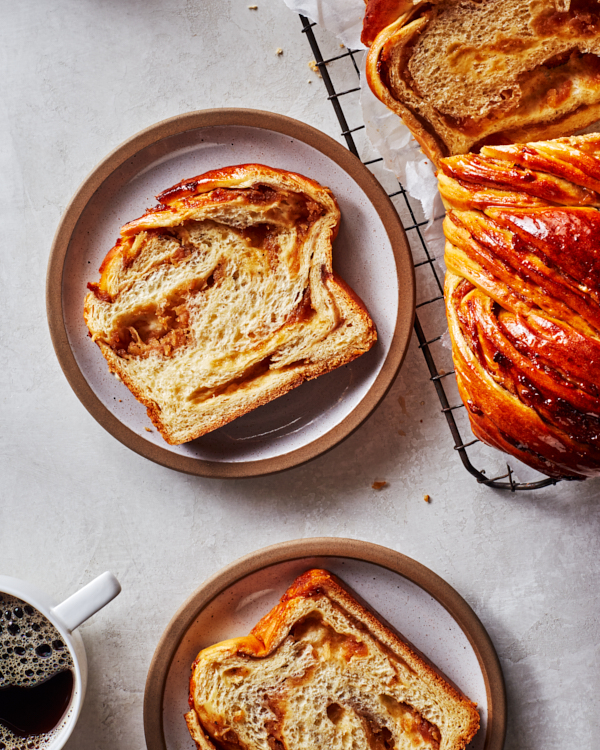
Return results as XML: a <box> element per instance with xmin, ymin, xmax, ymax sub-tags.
<box><xmin>84</xmin><ymin>165</ymin><xmax>376</xmax><ymax>444</ymax></box>
<box><xmin>186</xmin><ymin>569</ymin><xmax>480</xmax><ymax>750</ymax></box>
<box><xmin>364</xmin><ymin>0</ymin><xmax>600</xmax><ymax>165</ymax></box>
<box><xmin>440</xmin><ymin>134</ymin><xmax>600</xmax><ymax>478</ymax></box>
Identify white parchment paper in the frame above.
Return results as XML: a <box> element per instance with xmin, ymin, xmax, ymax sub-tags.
<box><xmin>282</xmin><ymin>0</ymin><xmax>367</xmax><ymax>50</ymax></box>
<box><xmin>282</xmin><ymin>0</ymin><xmax>440</xmax><ymax>219</ymax></box>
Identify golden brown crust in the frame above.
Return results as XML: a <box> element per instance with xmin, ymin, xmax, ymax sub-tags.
<box><xmin>363</xmin><ymin>1</ymin><xmax>600</xmax><ymax>166</ymax></box>
<box><xmin>365</xmin><ymin>5</ymin><xmax>447</xmax><ymax>165</ymax></box>
<box><xmin>185</xmin><ymin>709</ymin><xmax>216</xmax><ymax>750</ymax></box>
<box><xmin>85</xmin><ymin>276</ymin><xmax>376</xmax><ymax>446</ymax></box>
<box><xmin>361</xmin><ymin>0</ymin><xmax>414</xmax><ymax>46</ymax></box>
<box><xmin>440</xmin><ymin>134</ymin><xmax>600</xmax><ymax>479</ymax></box>
<box><xmin>83</xmin><ymin>164</ymin><xmax>377</xmax><ymax>444</ymax></box>
<box><xmin>250</xmin><ymin>569</ymin><xmax>479</xmax><ymax>713</ymax></box>
<box><xmin>95</xmin><ymin>338</ymin><xmax>371</xmax><ymax>446</ymax></box>
<box><xmin>153</xmin><ymin>163</ymin><xmax>335</xmax><ymax>205</ymax></box>
<box><xmin>187</xmin><ymin>569</ymin><xmax>480</xmax><ymax>750</ymax></box>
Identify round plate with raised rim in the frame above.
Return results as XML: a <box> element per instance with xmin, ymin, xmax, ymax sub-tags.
<box><xmin>144</xmin><ymin>538</ymin><xmax>506</xmax><ymax>750</ymax></box>
<box><xmin>47</xmin><ymin>109</ymin><xmax>414</xmax><ymax>477</ymax></box>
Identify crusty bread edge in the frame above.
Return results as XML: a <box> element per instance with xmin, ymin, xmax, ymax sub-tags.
<box><xmin>86</xmin><ymin>273</ymin><xmax>377</xmax><ymax>445</ymax></box>
<box><xmin>89</xmin><ymin>163</ymin><xmax>341</xmax><ymax>287</ymax></box>
<box><xmin>251</xmin><ymin>569</ymin><xmax>480</xmax><ymax>740</ymax></box>
<box><xmin>443</xmin><ymin>267</ymin><xmax>588</xmax><ymax>479</ymax></box>
<box><xmin>257</xmin><ymin>569</ymin><xmax>477</xmax><ymax>703</ymax></box>
<box><xmin>364</xmin><ymin>7</ymin><xmax>600</xmax><ymax>166</ymax></box>
<box><xmin>365</xmin><ymin>8</ymin><xmax>448</xmax><ymax>167</ymax></box>
<box><xmin>187</xmin><ymin>568</ymin><xmax>480</xmax><ymax>750</ymax></box>
<box><xmin>83</xmin><ymin>164</ymin><xmax>377</xmax><ymax>445</ymax></box>
<box><xmin>361</xmin><ymin>0</ymin><xmax>414</xmax><ymax>46</ymax></box>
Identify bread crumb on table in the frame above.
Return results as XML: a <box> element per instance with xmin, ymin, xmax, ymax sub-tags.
<box><xmin>424</xmin><ymin>494</ymin><xmax>431</xmax><ymax>503</ymax></box>
<box><xmin>372</xmin><ymin>481</ymin><xmax>387</xmax><ymax>490</ymax></box>
<box><xmin>276</xmin><ymin>48</ymin><xmax>283</xmax><ymax>55</ymax></box>
<box><xmin>248</xmin><ymin>4</ymin><xmax>258</xmax><ymax>8</ymax></box>
<box><xmin>145</xmin><ymin>427</ymin><xmax>153</xmax><ymax>433</ymax></box>
<box><xmin>308</xmin><ymin>60</ymin><xmax>322</xmax><ymax>77</ymax></box>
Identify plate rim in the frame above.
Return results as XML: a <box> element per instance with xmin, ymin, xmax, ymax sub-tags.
<box><xmin>46</xmin><ymin>108</ymin><xmax>415</xmax><ymax>477</ymax></box>
<box><xmin>143</xmin><ymin>537</ymin><xmax>506</xmax><ymax>750</ymax></box>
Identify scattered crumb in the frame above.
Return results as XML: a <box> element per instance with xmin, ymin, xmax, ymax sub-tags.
<box><xmin>397</xmin><ymin>429</ymin><xmax>406</xmax><ymax>436</ymax></box>
<box><xmin>308</xmin><ymin>60</ymin><xmax>322</xmax><ymax>77</ymax></box>
<box><xmin>276</xmin><ymin>47</ymin><xmax>283</xmax><ymax>55</ymax></box>
<box><xmin>248</xmin><ymin>4</ymin><xmax>258</xmax><ymax>8</ymax></box>
<box><xmin>439</xmin><ymin>369</ymin><xmax>446</xmax><ymax>376</ymax></box>
<box><xmin>308</xmin><ymin>80</ymin><xmax>312</xmax><ymax>84</ymax></box>
<box><xmin>339</xmin><ymin>43</ymin><xmax>345</xmax><ymax>48</ymax></box>
<box><xmin>398</xmin><ymin>395</ymin><xmax>407</xmax><ymax>414</ymax></box>
<box><xmin>420</xmin><ymin>401</ymin><xmax>425</xmax><ymax>406</ymax></box>
<box><xmin>119</xmin><ymin>399</ymin><xmax>122</xmax><ymax>402</ymax></box>
<box><xmin>372</xmin><ymin>480</ymin><xmax>388</xmax><ymax>490</ymax></box>
<box><xmin>145</xmin><ymin>427</ymin><xmax>153</xmax><ymax>433</ymax></box>
<box><xmin>424</xmin><ymin>494</ymin><xmax>431</xmax><ymax>503</ymax></box>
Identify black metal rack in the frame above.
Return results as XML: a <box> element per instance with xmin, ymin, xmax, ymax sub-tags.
<box><xmin>300</xmin><ymin>15</ymin><xmax>560</xmax><ymax>491</ymax></box>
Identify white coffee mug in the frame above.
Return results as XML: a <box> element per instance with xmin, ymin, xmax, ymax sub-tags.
<box><xmin>0</xmin><ymin>572</ymin><xmax>121</xmax><ymax>749</ymax></box>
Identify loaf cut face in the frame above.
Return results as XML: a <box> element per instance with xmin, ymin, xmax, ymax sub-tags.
<box><xmin>84</xmin><ymin>165</ymin><xmax>376</xmax><ymax>444</ymax></box>
<box><xmin>364</xmin><ymin>0</ymin><xmax>600</xmax><ymax>165</ymax></box>
<box><xmin>186</xmin><ymin>569</ymin><xmax>480</xmax><ymax>750</ymax></box>
<box><xmin>440</xmin><ymin>133</ymin><xmax>600</xmax><ymax>478</ymax></box>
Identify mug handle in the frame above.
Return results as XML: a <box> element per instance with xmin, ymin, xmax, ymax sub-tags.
<box><xmin>52</xmin><ymin>572</ymin><xmax>121</xmax><ymax>633</ymax></box>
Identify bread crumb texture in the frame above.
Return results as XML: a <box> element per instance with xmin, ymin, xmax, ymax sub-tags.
<box><xmin>84</xmin><ymin>165</ymin><xmax>376</xmax><ymax>444</ymax></box>
<box><xmin>366</xmin><ymin>0</ymin><xmax>600</xmax><ymax>163</ymax></box>
<box><xmin>186</xmin><ymin>569</ymin><xmax>480</xmax><ymax>750</ymax></box>
<box><xmin>308</xmin><ymin>60</ymin><xmax>322</xmax><ymax>77</ymax></box>
<box><xmin>372</xmin><ymin>480</ymin><xmax>388</xmax><ymax>490</ymax></box>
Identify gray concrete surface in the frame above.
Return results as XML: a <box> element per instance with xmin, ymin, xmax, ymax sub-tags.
<box><xmin>1</xmin><ymin>2</ymin><xmax>598</xmax><ymax>748</ymax></box>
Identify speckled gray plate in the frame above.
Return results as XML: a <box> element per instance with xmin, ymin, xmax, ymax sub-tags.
<box><xmin>144</xmin><ymin>538</ymin><xmax>506</xmax><ymax>750</ymax></box>
<box><xmin>46</xmin><ymin>109</ymin><xmax>415</xmax><ymax>477</ymax></box>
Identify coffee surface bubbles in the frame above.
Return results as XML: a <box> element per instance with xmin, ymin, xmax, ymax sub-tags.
<box><xmin>0</xmin><ymin>594</ymin><xmax>74</xmax><ymax>750</ymax></box>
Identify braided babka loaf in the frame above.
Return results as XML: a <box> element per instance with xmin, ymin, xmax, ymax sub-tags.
<box><xmin>439</xmin><ymin>134</ymin><xmax>600</xmax><ymax>479</ymax></box>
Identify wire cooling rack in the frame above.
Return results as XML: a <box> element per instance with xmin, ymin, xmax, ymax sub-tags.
<box><xmin>299</xmin><ymin>15</ymin><xmax>561</xmax><ymax>491</ymax></box>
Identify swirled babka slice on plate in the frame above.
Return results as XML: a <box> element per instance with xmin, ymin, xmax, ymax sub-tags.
<box><xmin>84</xmin><ymin>165</ymin><xmax>376</xmax><ymax>445</ymax></box>
<box><xmin>186</xmin><ymin>570</ymin><xmax>480</xmax><ymax>750</ymax></box>
<box><xmin>364</xmin><ymin>0</ymin><xmax>600</xmax><ymax>166</ymax></box>
<box><xmin>440</xmin><ymin>134</ymin><xmax>600</xmax><ymax>478</ymax></box>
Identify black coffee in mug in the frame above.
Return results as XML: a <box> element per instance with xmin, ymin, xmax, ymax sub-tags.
<box><xmin>0</xmin><ymin>593</ymin><xmax>74</xmax><ymax>749</ymax></box>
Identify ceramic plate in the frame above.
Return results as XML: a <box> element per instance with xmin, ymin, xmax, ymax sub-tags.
<box><xmin>46</xmin><ymin>109</ymin><xmax>414</xmax><ymax>477</ymax></box>
<box><xmin>144</xmin><ymin>538</ymin><xmax>506</xmax><ymax>750</ymax></box>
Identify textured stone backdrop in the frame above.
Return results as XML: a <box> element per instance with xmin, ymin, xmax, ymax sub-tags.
<box><xmin>1</xmin><ymin>2</ymin><xmax>599</xmax><ymax>749</ymax></box>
